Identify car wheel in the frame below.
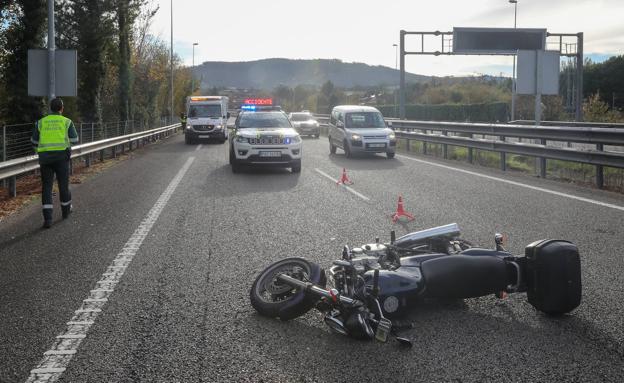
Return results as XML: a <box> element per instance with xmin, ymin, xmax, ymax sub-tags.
<box><xmin>329</xmin><ymin>139</ymin><xmax>337</xmax><ymax>154</ymax></box>
<box><xmin>343</xmin><ymin>140</ymin><xmax>352</xmax><ymax>158</ymax></box>
<box><xmin>386</xmin><ymin>152</ymin><xmax>395</xmax><ymax>159</ymax></box>
<box><xmin>229</xmin><ymin>146</ymin><xmax>236</xmax><ymax>165</ymax></box>
<box><xmin>185</xmin><ymin>135</ymin><xmax>191</xmax><ymax>145</ymax></box>
<box><xmin>292</xmin><ymin>162</ymin><xmax>302</xmax><ymax>173</ymax></box>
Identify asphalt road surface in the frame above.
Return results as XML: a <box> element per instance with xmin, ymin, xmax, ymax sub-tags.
<box><xmin>1</xmin><ymin>133</ymin><xmax>624</xmax><ymax>382</ymax></box>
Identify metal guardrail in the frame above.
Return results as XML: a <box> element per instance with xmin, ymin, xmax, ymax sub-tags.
<box><xmin>313</xmin><ymin>114</ymin><xmax>624</xmax><ymax>188</ymax></box>
<box><xmin>0</xmin><ymin>123</ymin><xmax>180</xmax><ymax>198</ymax></box>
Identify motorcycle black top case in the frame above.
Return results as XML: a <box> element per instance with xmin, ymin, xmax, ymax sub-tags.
<box><xmin>525</xmin><ymin>239</ymin><xmax>582</xmax><ymax>315</ymax></box>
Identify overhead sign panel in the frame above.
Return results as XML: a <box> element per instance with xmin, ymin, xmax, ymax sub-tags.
<box><xmin>453</xmin><ymin>27</ymin><xmax>546</xmax><ymax>55</ymax></box>
<box><xmin>28</xmin><ymin>49</ymin><xmax>78</xmax><ymax>97</ymax></box>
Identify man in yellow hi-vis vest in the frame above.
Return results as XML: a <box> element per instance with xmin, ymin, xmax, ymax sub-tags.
<box><xmin>31</xmin><ymin>98</ymin><xmax>79</xmax><ymax>228</ymax></box>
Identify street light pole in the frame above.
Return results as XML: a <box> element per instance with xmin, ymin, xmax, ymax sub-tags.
<box><xmin>393</xmin><ymin>43</ymin><xmax>398</xmax><ymax>117</ymax></box>
<box><xmin>510</xmin><ymin>0</ymin><xmax>518</xmax><ymax>122</ymax></box>
<box><xmin>170</xmin><ymin>0</ymin><xmax>174</xmax><ymax>124</ymax></box>
<box><xmin>192</xmin><ymin>42</ymin><xmax>198</xmax><ymax>94</ymax></box>
<box><xmin>47</xmin><ymin>0</ymin><xmax>56</xmax><ymax>107</ymax></box>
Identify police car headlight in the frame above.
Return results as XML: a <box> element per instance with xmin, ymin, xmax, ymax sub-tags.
<box><xmin>388</xmin><ymin>133</ymin><xmax>396</xmax><ymax>140</ymax></box>
<box><xmin>236</xmin><ymin>136</ymin><xmax>248</xmax><ymax>143</ymax></box>
<box><xmin>351</xmin><ymin>134</ymin><xmax>362</xmax><ymax>141</ymax></box>
<box><xmin>284</xmin><ymin>136</ymin><xmax>301</xmax><ymax>145</ymax></box>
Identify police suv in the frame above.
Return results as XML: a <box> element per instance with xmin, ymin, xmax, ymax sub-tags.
<box><xmin>229</xmin><ymin>106</ymin><xmax>302</xmax><ymax>173</ymax></box>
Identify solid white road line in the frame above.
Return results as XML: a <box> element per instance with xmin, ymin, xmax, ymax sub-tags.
<box><xmin>396</xmin><ymin>154</ymin><xmax>624</xmax><ymax>212</ymax></box>
<box><xmin>314</xmin><ymin>168</ymin><xmax>371</xmax><ymax>201</ymax></box>
<box><xmin>25</xmin><ymin>156</ymin><xmax>196</xmax><ymax>383</ymax></box>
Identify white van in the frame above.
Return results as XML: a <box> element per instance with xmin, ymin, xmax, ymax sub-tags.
<box><xmin>327</xmin><ymin>105</ymin><xmax>396</xmax><ymax>158</ymax></box>
<box><xmin>185</xmin><ymin>96</ymin><xmax>230</xmax><ymax>144</ymax></box>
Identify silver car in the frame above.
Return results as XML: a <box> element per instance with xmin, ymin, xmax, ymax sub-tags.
<box><xmin>327</xmin><ymin>105</ymin><xmax>396</xmax><ymax>159</ymax></box>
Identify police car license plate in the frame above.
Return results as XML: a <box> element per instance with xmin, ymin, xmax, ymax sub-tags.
<box><xmin>259</xmin><ymin>151</ymin><xmax>282</xmax><ymax>157</ymax></box>
<box><xmin>368</xmin><ymin>143</ymin><xmax>386</xmax><ymax>148</ymax></box>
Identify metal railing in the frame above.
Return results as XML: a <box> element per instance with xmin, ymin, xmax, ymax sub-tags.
<box><xmin>0</xmin><ymin>122</ymin><xmax>181</xmax><ymax>198</ymax></box>
<box><xmin>313</xmin><ymin>114</ymin><xmax>624</xmax><ymax>189</ymax></box>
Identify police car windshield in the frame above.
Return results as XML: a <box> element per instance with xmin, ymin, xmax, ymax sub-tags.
<box><xmin>345</xmin><ymin>112</ymin><xmax>386</xmax><ymax>129</ymax></box>
<box><xmin>290</xmin><ymin>113</ymin><xmax>313</xmax><ymax>122</ymax></box>
<box><xmin>239</xmin><ymin>112</ymin><xmax>291</xmax><ymax>129</ymax></box>
<box><xmin>189</xmin><ymin>104</ymin><xmax>222</xmax><ymax>118</ymax></box>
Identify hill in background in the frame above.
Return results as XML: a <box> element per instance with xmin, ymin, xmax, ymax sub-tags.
<box><xmin>194</xmin><ymin>58</ymin><xmax>429</xmax><ymax>89</ymax></box>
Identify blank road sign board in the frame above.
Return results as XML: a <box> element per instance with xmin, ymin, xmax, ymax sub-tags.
<box><xmin>28</xmin><ymin>49</ymin><xmax>77</xmax><ymax>97</ymax></box>
<box><xmin>517</xmin><ymin>50</ymin><xmax>560</xmax><ymax>95</ymax></box>
<box><xmin>453</xmin><ymin>27</ymin><xmax>546</xmax><ymax>55</ymax></box>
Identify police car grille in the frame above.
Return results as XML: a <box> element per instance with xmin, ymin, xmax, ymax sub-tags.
<box><xmin>194</xmin><ymin>125</ymin><xmax>214</xmax><ymax>131</ymax></box>
<box><xmin>249</xmin><ymin>137</ymin><xmax>285</xmax><ymax>145</ymax></box>
<box><xmin>363</xmin><ymin>135</ymin><xmax>386</xmax><ymax>139</ymax></box>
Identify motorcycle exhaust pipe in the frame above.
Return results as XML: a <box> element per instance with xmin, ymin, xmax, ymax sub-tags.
<box><xmin>393</xmin><ymin>223</ymin><xmax>461</xmax><ymax>248</ymax></box>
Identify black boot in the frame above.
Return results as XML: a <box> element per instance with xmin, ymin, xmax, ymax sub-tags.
<box><xmin>62</xmin><ymin>204</ymin><xmax>72</xmax><ymax>219</ymax></box>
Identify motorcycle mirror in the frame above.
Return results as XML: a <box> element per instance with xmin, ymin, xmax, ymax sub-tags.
<box><xmin>395</xmin><ymin>336</ymin><xmax>413</xmax><ymax>348</ymax></box>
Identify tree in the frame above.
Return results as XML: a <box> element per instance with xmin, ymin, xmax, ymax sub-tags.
<box><xmin>0</xmin><ymin>0</ymin><xmax>46</xmax><ymax>124</ymax></box>
<box><xmin>116</xmin><ymin>0</ymin><xmax>145</xmax><ymax>122</ymax></box>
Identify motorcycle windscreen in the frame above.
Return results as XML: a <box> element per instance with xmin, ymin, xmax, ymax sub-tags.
<box><xmin>420</xmin><ymin>255</ymin><xmax>508</xmax><ymax>299</ymax></box>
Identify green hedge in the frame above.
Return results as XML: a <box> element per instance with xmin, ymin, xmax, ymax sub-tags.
<box><xmin>377</xmin><ymin>102</ymin><xmax>509</xmax><ymax>123</ymax></box>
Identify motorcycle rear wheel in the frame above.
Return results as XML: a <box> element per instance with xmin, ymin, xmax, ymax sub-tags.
<box><xmin>250</xmin><ymin>257</ymin><xmax>324</xmax><ymax>321</ymax></box>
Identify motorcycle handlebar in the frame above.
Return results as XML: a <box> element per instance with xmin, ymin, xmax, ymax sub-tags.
<box><xmin>276</xmin><ymin>273</ymin><xmax>359</xmax><ymax>306</ymax></box>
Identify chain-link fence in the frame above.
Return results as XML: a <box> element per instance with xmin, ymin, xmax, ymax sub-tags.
<box><xmin>1</xmin><ymin>117</ymin><xmax>175</xmax><ymax>163</ymax></box>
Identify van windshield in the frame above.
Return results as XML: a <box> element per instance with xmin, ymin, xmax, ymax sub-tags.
<box><xmin>345</xmin><ymin>112</ymin><xmax>386</xmax><ymax>129</ymax></box>
<box><xmin>189</xmin><ymin>104</ymin><xmax>222</xmax><ymax>118</ymax></box>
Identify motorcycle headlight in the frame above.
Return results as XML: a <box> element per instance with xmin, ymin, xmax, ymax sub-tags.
<box><xmin>388</xmin><ymin>133</ymin><xmax>396</xmax><ymax>140</ymax></box>
<box><xmin>236</xmin><ymin>135</ymin><xmax>248</xmax><ymax>143</ymax></box>
<box><xmin>351</xmin><ymin>134</ymin><xmax>362</xmax><ymax>141</ymax></box>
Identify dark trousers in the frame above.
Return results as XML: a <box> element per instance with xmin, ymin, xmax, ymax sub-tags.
<box><xmin>40</xmin><ymin>159</ymin><xmax>71</xmax><ymax>221</ymax></box>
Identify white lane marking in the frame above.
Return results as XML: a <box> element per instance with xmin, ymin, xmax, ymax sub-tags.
<box><xmin>26</xmin><ymin>156</ymin><xmax>196</xmax><ymax>383</ymax></box>
<box><xmin>195</xmin><ymin>144</ymin><xmax>203</xmax><ymax>151</ymax></box>
<box><xmin>314</xmin><ymin>168</ymin><xmax>371</xmax><ymax>201</ymax></box>
<box><xmin>397</xmin><ymin>154</ymin><xmax>624</xmax><ymax>212</ymax></box>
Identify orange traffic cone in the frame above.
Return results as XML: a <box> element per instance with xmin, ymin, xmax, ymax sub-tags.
<box><xmin>392</xmin><ymin>195</ymin><xmax>415</xmax><ymax>223</ymax></box>
<box><xmin>336</xmin><ymin>168</ymin><xmax>354</xmax><ymax>185</ymax></box>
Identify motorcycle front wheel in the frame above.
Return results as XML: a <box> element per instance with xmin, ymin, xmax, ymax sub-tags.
<box><xmin>250</xmin><ymin>257</ymin><xmax>325</xmax><ymax>321</ymax></box>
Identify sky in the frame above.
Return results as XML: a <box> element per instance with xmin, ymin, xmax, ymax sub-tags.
<box><xmin>150</xmin><ymin>0</ymin><xmax>624</xmax><ymax>78</ymax></box>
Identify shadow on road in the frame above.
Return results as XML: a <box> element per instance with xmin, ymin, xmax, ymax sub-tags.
<box><xmin>326</xmin><ymin>152</ymin><xmax>405</xmax><ymax>171</ymax></box>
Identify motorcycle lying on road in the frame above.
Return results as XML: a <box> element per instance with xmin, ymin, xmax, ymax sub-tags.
<box><xmin>250</xmin><ymin>224</ymin><xmax>582</xmax><ymax>346</ymax></box>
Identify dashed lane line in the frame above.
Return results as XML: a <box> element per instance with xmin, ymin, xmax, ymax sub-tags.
<box><xmin>396</xmin><ymin>153</ymin><xmax>624</xmax><ymax>212</ymax></box>
<box><xmin>25</xmin><ymin>156</ymin><xmax>196</xmax><ymax>383</ymax></box>
<box><xmin>195</xmin><ymin>144</ymin><xmax>203</xmax><ymax>151</ymax></box>
<box><xmin>314</xmin><ymin>168</ymin><xmax>371</xmax><ymax>201</ymax></box>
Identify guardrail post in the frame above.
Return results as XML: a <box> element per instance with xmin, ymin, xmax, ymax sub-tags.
<box><xmin>405</xmin><ymin>138</ymin><xmax>411</xmax><ymax>152</ymax></box>
<box><xmin>467</xmin><ymin>134</ymin><xmax>474</xmax><ymax>164</ymax></box>
<box><xmin>100</xmin><ymin>149</ymin><xmax>104</xmax><ymax>162</ymax></box>
<box><xmin>85</xmin><ymin>154</ymin><xmax>90</xmax><ymax>167</ymax></box>
<box><xmin>112</xmin><ymin>145</ymin><xmax>116</xmax><ymax>159</ymax></box>
<box><xmin>596</xmin><ymin>143</ymin><xmax>604</xmax><ymax>188</ymax></box>
<box><xmin>79</xmin><ymin>123</ymin><xmax>83</xmax><ymax>144</ymax></box>
<box><xmin>443</xmin><ymin>131</ymin><xmax>448</xmax><ymax>159</ymax></box>
<box><xmin>2</xmin><ymin>124</ymin><xmax>6</xmax><ymax>188</ymax></box>
<box><xmin>500</xmin><ymin>136</ymin><xmax>506</xmax><ymax>171</ymax></box>
<box><xmin>8</xmin><ymin>176</ymin><xmax>16</xmax><ymax>197</ymax></box>
<box><xmin>539</xmin><ymin>139</ymin><xmax>547</xmax><ymax>178</ymax></box>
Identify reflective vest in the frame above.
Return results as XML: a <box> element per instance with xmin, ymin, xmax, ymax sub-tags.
<box><xmin>37</xmin><ymin>115</ymin><xmax>72</xmax><ymax>153</ymax></box>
